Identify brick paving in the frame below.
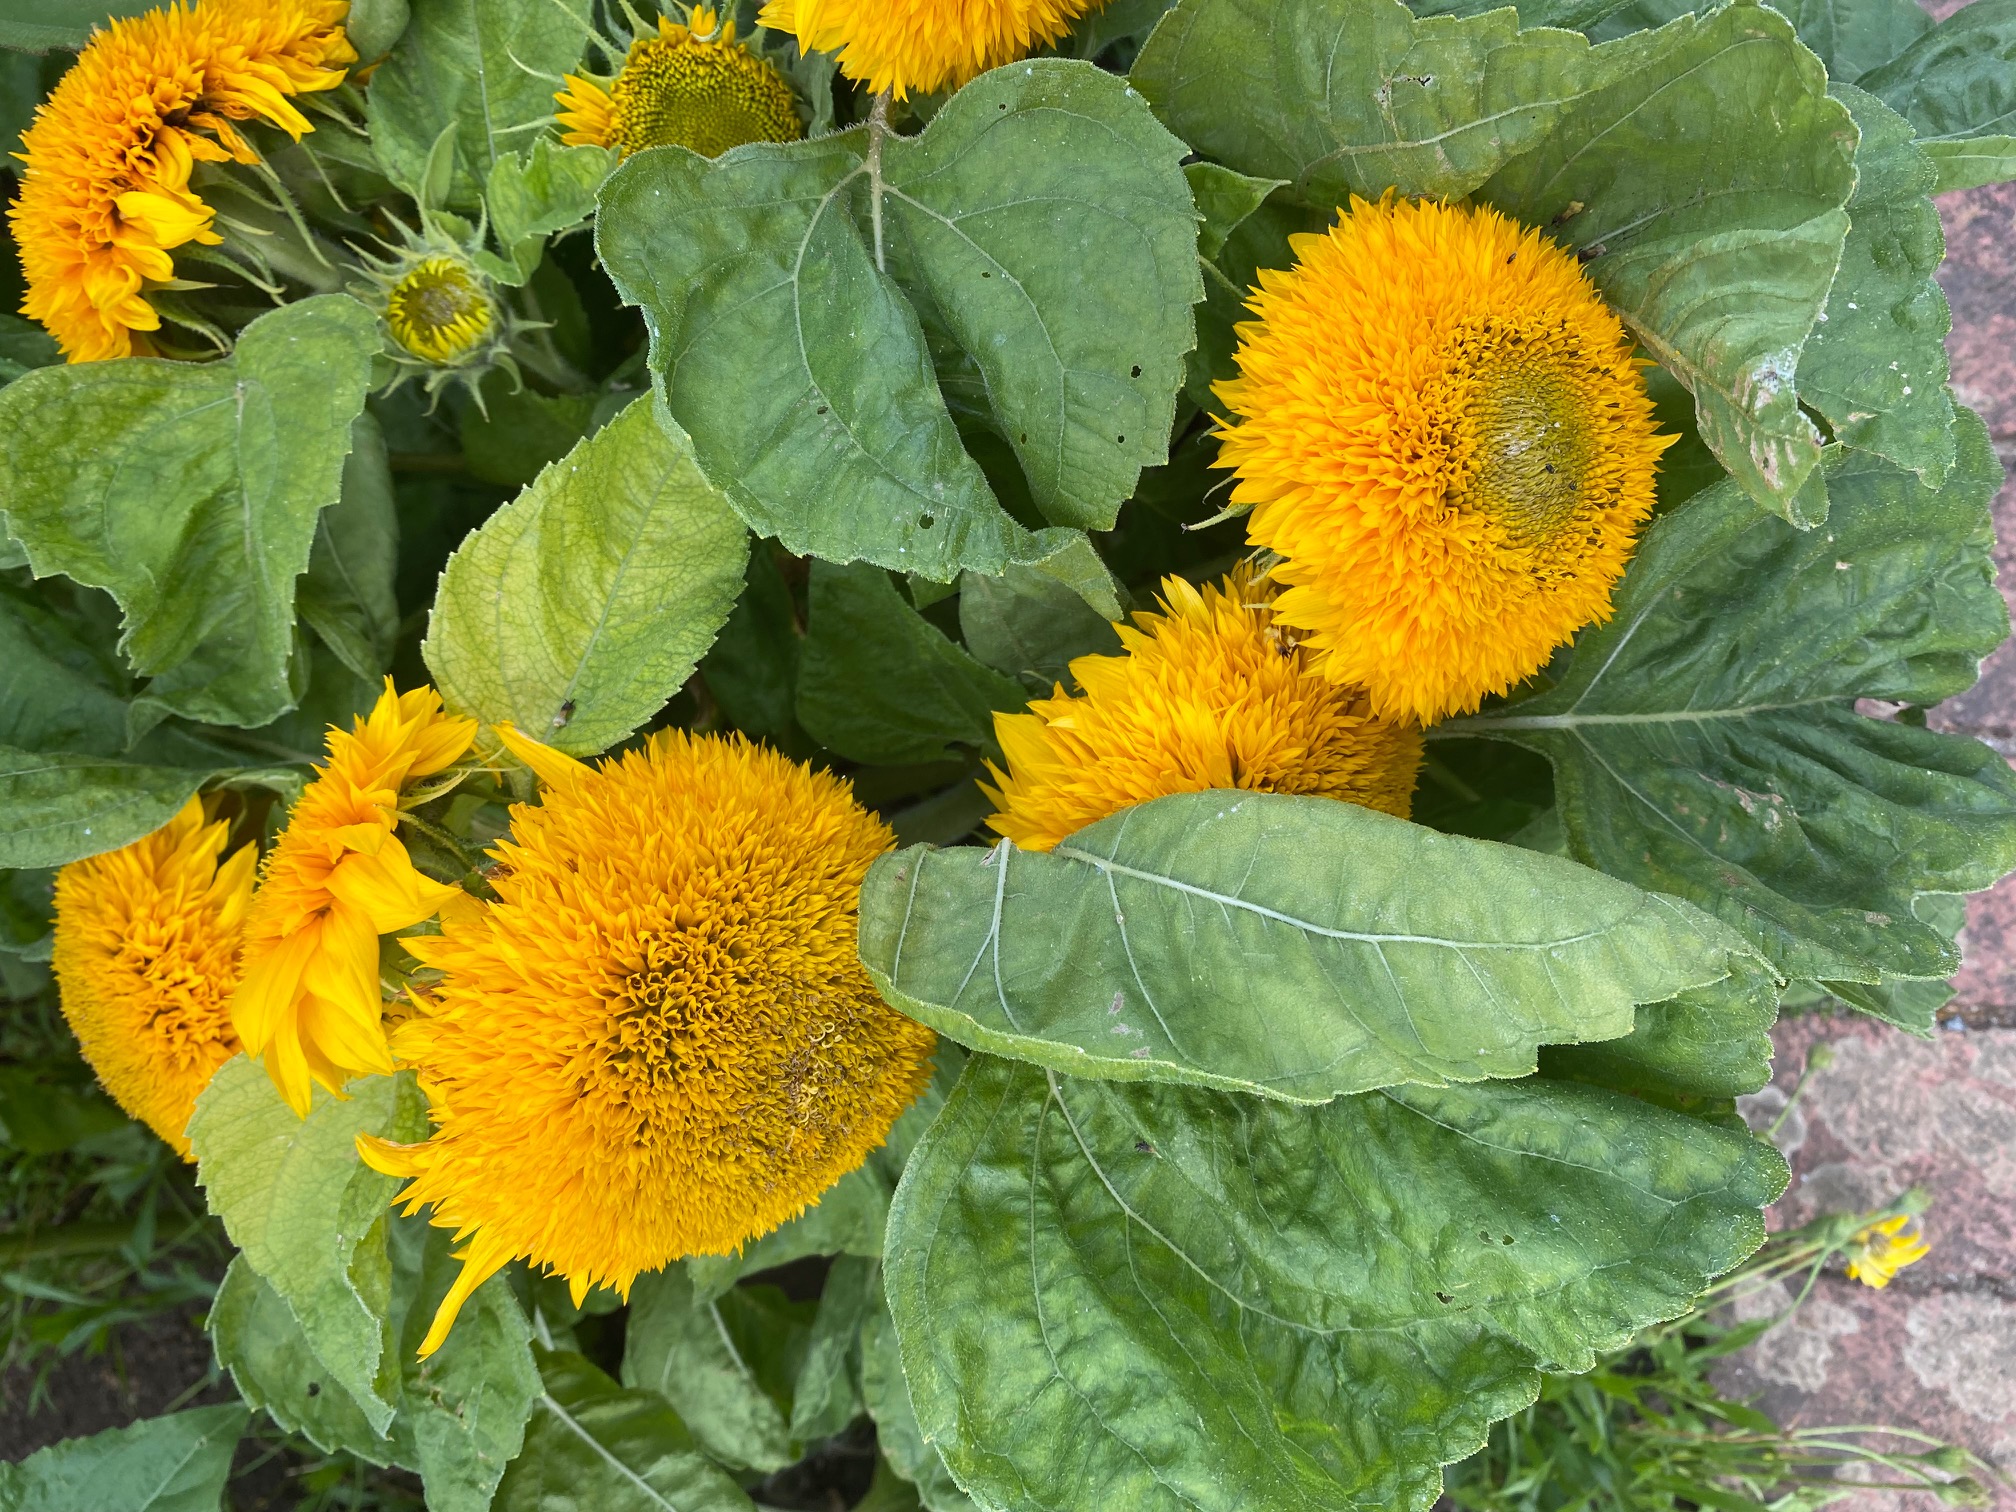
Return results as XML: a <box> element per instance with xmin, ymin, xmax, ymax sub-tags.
<box><xmin>1719</xmin><ymin>175</ymin><xmax>2016</xmax><ymax>1510</ymax></box>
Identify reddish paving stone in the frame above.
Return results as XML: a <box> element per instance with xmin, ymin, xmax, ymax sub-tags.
<box><xmin>1725</xmin><ymin>1016</ymin><xmax>2016</xmax><ymax>1510</ymax></box>
<box><xmin>1938</xmin><ymin>182</ymin><xmax>2016</xmax><ymax>441</ymax></box>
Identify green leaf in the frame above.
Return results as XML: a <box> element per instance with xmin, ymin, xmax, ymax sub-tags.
<box><xmin>1540</xmin><ymin>971</ymin><xmax>1779</xmax><ymax>1108</ymax></box>
<box><xmin>212</xmin><ymin>1256</ymin><xmax>399</xmax><ymax>1465</ymax></box>
<box><xmin>957</xmin><ymin>561</ymin><xmax>1122</xmax><ymax>691</ymax></box>
<box><xmin>0</xmin><ymin>1062</ymin><xmax>127</xmax><ymax>1152</ymax></box>
<box><xmin>1920</xmin><ymin>135</ymin><xmax>2016</xmax><ymax>193</ymax></box>
<box><xmin>861</xmin><ymin>791</ymin><xmax>1761</xmax><ymax>1103</ymax></box>
<box><xmin>0</xmin><ymin>296</ymin><xmax>381</xmax><ymax>727</ymax></box>
<box><xmin>596</xmin><ymin>60</ymin><xmax>1198</xmax><ymax>578</ymax></box>
<box><xmin>700</xmin><ymin>543</ymin><xmax>804</xmax><ymax>745</ymax></box>
<box><xmin>796</xmin><ymin>562</ymin><xmax>1026</xmax><ymax>765</ymax></box>
<box><xmin>479</xmin><ymin>139</ymin><xmax>616</xmax><ymax>286</ymax></box>
<box><xmin>1738</xmin><ymin>0</ymin><xmax>1931</xmax><ymax>82</ymax></box>
<box><xmin>1137</xmin><ymin>0</ymin><xmax>1858</xmax><ymax>522</ymax></box>
<box><xmin>364</xmin><ymin>0</ymin><xmax>588</xmax><ymax>210</ymax></box>
<box><xmin>1184</xmin><ymin>161</ymin><xmax>1286</xmax><ymax>262</ymax></box>
<box><xmin>0</xmin><ymin>869</ymin><xmax>55</xmax><ymax>961</ymax></box>
<box><xmin>383</xmin><ymin>1214</ymin><xmax>541</xmax><ymax>1512</ymax></box>
<box><xmin>346</xmin><ymin>0</ymin><xmax>410</xmax><ymax>59</ymax></box>
<box><xmin>458</xmin><ymin>384</ymin><xmax>602</xmax><ymax>488</ymax></box>
<box><xmin>495</xmin><ymin>1348</ymin><xmax>757</xmax><ymax>1512</ymax></box>
<box><xmin>887</xmin><ymin>1057</ymin><xmax>1785</xmax><ymax>1512</ymax></box>
<box><xmin>1861</xmin><ymin>0</ymin><xmax>2016</xmax><ymax>155</ymax></box>
<box><xmin>1134</xmin><ymin>0</ymin><xmax>1614</xmax><ymax>205</ymax></box>
<box><xmin>188</xmin><ymin>1059</ymin><xmax>428</xmax><ymax>1436</ymax></box>
<box><xmin>425</xmin><ymin>398</ymin><xmax>749</xmax><ymax>756</ymax></box>
<box><xmin>1476</xmin><ymin>2</ymin><xmax>1854</xmax><ymax>522</ymax></box>
<box><xmin>621</xmin><ymin>1267</ymin><xmax>805</xmax><ymax>1472</ymax></box>
<box><xmin>860</xmin><ymin>1290</ymin><xmax>977</xmax><ymax>1512</ymax></box>
<box><xmin>0</xmin><ymin>748</ymin><xmax>237</xmax><ymax>870</ymax></box>
<box><xmin>1796</xmin><ymin>85</ymin><xmax>1954</xmax><ymax>487</ymax></box>
<box><xmin>1452</xmin><ymin>409</ymin><xmax>2016</xmax><ymax>985</ymax></box>
<box><xmin>0</xmin><ymin>577</ymin><xmax>134</xmax><ymax>758</ymax></box>
<box><xmin>298</xmin><ymin>412</ymin><xmax>401</xmax><ymax>681</ymax></box>
<box><xmin>0</xmin><ymin>0</ymin><xmax>151</xmax><ymax>53</ymax></box>
<box><xmin>789</xmin><ymin>1254</ymin><xmax>875</xmax><ymax>1443</ymax></box>
<box><xmin>0</xmin><ymin>313</ymin><xmax>60</xmax><ymax>382</ymax></box>
<box><xmin>0</xmin><ymin>1407</ymin><xmax>244</xmax><ymax>1511</ymax></box>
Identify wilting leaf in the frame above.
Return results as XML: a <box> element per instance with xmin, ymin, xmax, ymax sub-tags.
<box><xmin>0</xmin><ymin>1405</ymin><xmax>247</xmax><ymax>1512</ymax></box>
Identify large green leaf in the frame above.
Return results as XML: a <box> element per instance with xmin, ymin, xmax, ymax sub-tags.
<box><xmin>1137</xmin><ymin>0</ymin><xmax>1857</xmax><ymax>523</ymax></box>
<box><xmin>796</xmin><ymin>562</ymin><xmax>1026</xmax><ymax>765</ymax></box>
<box><xmin>1795</xmin><ymin>86</ymin><xmax>1953</xmax><ymax>487</ymax></box>
<box><xmin>860</xmin><ymin>791</ymin><xmax>1761</xmax><ymax>1103</ymax></box>
<box><xmin>212</xmin><ymin>1219</ymin><xmax>539</xmax><ymax>1512</ymax></box>
<box><xmin>860</xmin><ymin>1290</ymin><xmax>977</xmax><ymax>1512</ymax></box>
<box><xmin>1577</xmin><ymin>0</ymin><xmax>1932</xmax><ymax>81</ymax></box>
<box><xmin>0</xmin><ymin>0</ymin><xmax>152</xmax><ymax>52</ymax></box>
<box><xmin>479</xmin><ymin>139</ymin><xmax>617</xmax><ymax>286</ymax></box>
<box><xmin>790</xmin><ymin>1254</ymin><xmax>875</xmax><ymax>1442</ymax></box>
<box><xmin>1451</xmin><ymin>409</ymin><xmax>2016</xmax><ymax>987</ymax></box>
<box><xmin>1861</xmin><ymin>0</ymin><xmax>2016</xmax><ymax>174</ymax></box>
<box><xmin>0</xmin><ymin>747</ymin><xmax>282</xmax><ymax>870</ymax></box>
<box><xmin>188</xmin><ymin>1059</ymin><xmax>428</xmax><ymax>1435</ymax></box>
<box><xmin>424</xmin><ymin>398</ymin><xmax>749</xmax><ymax>756</ymax></box>
<box><xmin>298</xmin><ymin>412</ymin><xmax>401</xmax><ymax>681</ymax></box>
<box><xmin>621</xmin><ymin>1267</ymin><xmax>806</xmax><ymax>1473</ymax></box>
<box><xmin>1540</xmin><ymin>970</ymin><xmax>1778</xmax><ymax>1111</ymax></box>
<box><xmin>0</xmin><ymin>1407</ymin><xmax>245</xmax><ymax>1512</ymax></box>
<box><xmin>0</xmin><ymin>296</ymin><xmax>381</xmax><ymax>727</ymax></box>
<box><xmin>364</xmin><ymin>0</ymin><xmax>588</xmax><ymax>210</ymax></box>
<box><xmin>494</xmin><ymin>1348</ymin><xmax>756</xmax><ymax>1512</ymax></box>
<box><xmin>595</xmin><ymin>61</ymin><xmax>1198</xmax><ymax>579</ymax></box>
<box><xmin>887</xmin><ymin>1057</ymin><xmax>1784</xmax><ymax>1512</ymax></box>
<box><xmin>957</xmin><ymin>561</ymin><xmax>1123</xmax><ymax>692</ymax></box>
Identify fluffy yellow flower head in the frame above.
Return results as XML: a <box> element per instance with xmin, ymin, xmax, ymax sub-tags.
<box><xmin>759</xmin><ymin>0</ymin><xmax>1104</xmax><ymax>99</ymax></box>
<box><xmin>8</xmin><ymin>0</ymin><xmax>354</xmax><ymax>362</ymax></box>
<box><xmin>231</xmin><ymin>681</ymin><xmax>477</xmax><ymax>1117</ymax></box>
<box><xmin>359</xmin><ymin>726</ymin><xmax>937</xmax><ymax>1358</ymax></box>
<box><xmin>1846</xmin><ymin>1214</ymin><xmax>1930</xmax><ymax>1289</ymax></box>
<box><xmin>52</xmin><ymin>798</ymin><xmax>255</xmax><ymax>1157</ymax></box>
<box><xmin>1215</xmin><ymin>196</ymin><xmax>1674</xmax><ymax>726</ymax></box>
<box><xmin>555</xmin><ymin>8</ymin><xmax>801</xmax><ymax>157</ymax></box>
<box><xmin>384</xmin><ymin>255</ymin><xmax>494</xmax><ymax>365</ymax></box>
<box><xmin>984</xmin><ymin>565</ymin><xmax>1423</xmax><ymax>852</ymax></box>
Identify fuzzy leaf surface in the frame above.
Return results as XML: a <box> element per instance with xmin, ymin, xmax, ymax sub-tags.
<box><xmin>1455</xmin><ymin>410</ymin><xmax>2016</xmax><ymax>985</ymax></box>
<box><xmin>495</xmin><ymin>1349</ymin><xmax>756</xmax><ymax>1512</ymax></box>
<box><xmin>0</xmin><ymin>746</ymin><xmax>292</xmax><ymax>870</ymax></box>
<box><xmin>595</xmin><ymin>62</ymin><xmax>1197</xmax><ymax>578</ymax></box>
<box><xmin>861</xmin><ymin>1291</ymin><xmax>977</xmax><ymax>1512</ymax></box>
<box><xmin>887</xmin><ymin>1057</ymin><xmax>1785</xmax><ymax>1512</ymax></box>
<box><xmin>299</xmin><ymin>412</ymin><xmax>401</xmax><ymax>680</ymax></box>
<box><xmin>622</xmin><ymin>1268</ymin><xmax>804</xmax><ymax>1473</ymax></box>
<box><xmin>0</xmin><ymin>1405</ymin><xmax>246</xmax><ymax>1512</ymax></box>
<box><xmin>1861</xmin><ymin>0</ymin><xmax>2016</xmax><ymax>155</ymax></box>
<box><xmin>365</xmin><ymin>0</ymin><xmax>586</xmax><ymax>209</ymax></box>
<box><xmin>0</xmin><ymin>297</ymin><xmax>379</xmax><ymax>727</ymax></box>
<box><xmin>425</xmin><ymin>399</ymin><xmax>747</xmax><ymax>755</ymax></box>
<box><xmin>189</xmin><ymin>1060</ymin><xmax>428</xmax><ymax>1436</ymax></box>
<box><xmin>860</xmin><ymin>791</ymin><xmax>1761</xmax><ymax>1102</ymax></box>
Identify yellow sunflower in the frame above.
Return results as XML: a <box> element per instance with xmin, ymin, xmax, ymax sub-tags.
<box><xmin>1846</xmin><ymin>1214</ymin><xmax>1931</xmax><ymax>1289</ymax></box>
<box><xmin>358</xmin><ymin>726</ymin><xmax>937</xmax><ymax>1357</ymax></box>
<box><xmin>52</xmin><ymin>798</ymin><xmax>255</xmax><ymax>1157</ymax></box>
<box><xmin>382</xmin><ymin>255</ymin><xmax>494</xmax><ymax>365</ymax></box>
<box><xmin>1215</xmin><ymin>195</ymin><xmax>1674</xmax><ymax>726</ymax></box>
<box><xmin>555</xmin><ymin>7</ymin><xmax>801</xmax><ymax>158</ymax></box>
<box><xmin>983</xmin><ymin>565</ymin><xmax>1423</xmax><ymax>853</ymax></box>
<box><xmin>759</xmin><ymin>0</ymin><xmax>1104</xmax><ymax>99</ymax></box>
<box><xmin>230</xmin><ymin>681</ymin><xmax>477</xmax><ymax>1117</ymax></box>
<box><xmin>7</xmin><ymin>0</ymin><xmax>354</xmax><ymax>362</ymax></box>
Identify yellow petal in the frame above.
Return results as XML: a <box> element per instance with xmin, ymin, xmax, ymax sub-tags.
<box><xmin>496</xmin><ymin>724</ymin><xmax>591</xmax><ymax>793</ymax></box>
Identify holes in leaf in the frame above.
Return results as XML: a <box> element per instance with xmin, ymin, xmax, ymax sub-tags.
<box><xmin>919</xmin><ymin>514</ymin><xmax>935</xmax><ymax>529</ymax></box>
<box><xmin>306</xmin><ymin>1382</ymin><xmax>321</xmax><ymax>1397</ymax></box>
<box><xmin>1116</xmin><ymin>435</ymin><xmax>1125</xmax><ymax>444</ymax></box>
<box><xmin>1134</xmin><ymin>1140</ymin><xmax>1155</xmax><ymax>1155</ymax></box>
<box><xmin>982</xmin><ymin>271</ymin><xmax>992</xmax><ymax>278</ymax></box>
<box><xmin>816</xmin><ymin>405</ymin><xmax>828</xmax><ymax>415</ymax></box>
<box><xmin>1130</xmin><ymin>365</ymin><xmax>1142</xmax><ymax>378</ymax></box>
<box><xmin>1435</xmin><ymin>1292</ymin><xmax>1455</xmax><ymax>1305</ymax></box>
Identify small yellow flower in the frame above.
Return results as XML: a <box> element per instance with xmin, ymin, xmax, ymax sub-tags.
<box><xmin>230</xmin><ymin>681</ymin><xmax>477</xmax><ymax>1117</ymax></box>
<box><xmin>358</xmin><ymin>725</ymin><xmax>937</xmax><ymax>1357</ymax></box>
<box><xmin>555</xmin><ymin>7</ymin><xmax>801</xmax><ymax>158</ymax></box>
<box><xmin>759</xmin><ymin>0</ymin><xmax>1103</xmax><ymax>99</ymax></box>
<box><xmin>51</xmin><ymin>799</ymin><xmax>255</xmax><ymax>1157</ymax></box>
<box><xmin>384</xmin><ymin>255</ymin><xmax>494</xmax><ymax>365</ymax></box>
<box><xmin>7</xmin><ymin>0</ymin><xmax>354</xmax><ymax>362</ymax></box>
<box><xmin>983</xmin><ymin>565</ymin><xmax>1423</xmax><ymax>853</ymax></box>
<box><xmin>1846</xmin><ymin>1214</ymin><xmax>1930</xmax><ymax>1289</ymax></box>
<box><xmin>1215</xmin><ymin>195</ymin><xmax>1674</xmax><ymax>726</ymax></box>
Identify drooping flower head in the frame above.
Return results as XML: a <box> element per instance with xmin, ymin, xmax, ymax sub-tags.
<box><xmin>8</xmin><ymin>0</ymin><xmax>354</xmax><ymax>361</ymax></box>
<box><xmin>1215</xmin><ymin>195</ymin><xmax>1674</xmax><ymax>726</ymax></box>
<box><xmin>1846</xmin><ymin>1214</ymin><xmax>1930</xmax><ymax>1289</ymax></box>
<box><xmin>983</xmin><ymin>565</ymin><xmax>1423</xmax><ymax>853</ymax></box>
<box><xmin>555</xmin><ymin>7</ymin><xmax>801</xmax><ymax>157</ymax></box>
<box><xmin>52</xmin><ymin>798</ymin><xmax>255</xmax><ymax>1157</ymax></box>
<box><xmin>231</xmin><ymin>681</ymin><xmax>477</xmax><ymax>1117</ymax></box>
<box><xmin>359</xmin><ymin>726</ymin><xmax>937</xmax><ymax>1357</ymax></box>
<box><xmin>758</xmin><ymin>0</ymin><xmax>1104</xmax><ymax>99</ymax></box>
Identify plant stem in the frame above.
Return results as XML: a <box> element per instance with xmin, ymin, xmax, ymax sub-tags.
<box><xmin>866</xmin><ymin>89</ymin><xmax>892</xmax><ymax>273</ymax></box>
